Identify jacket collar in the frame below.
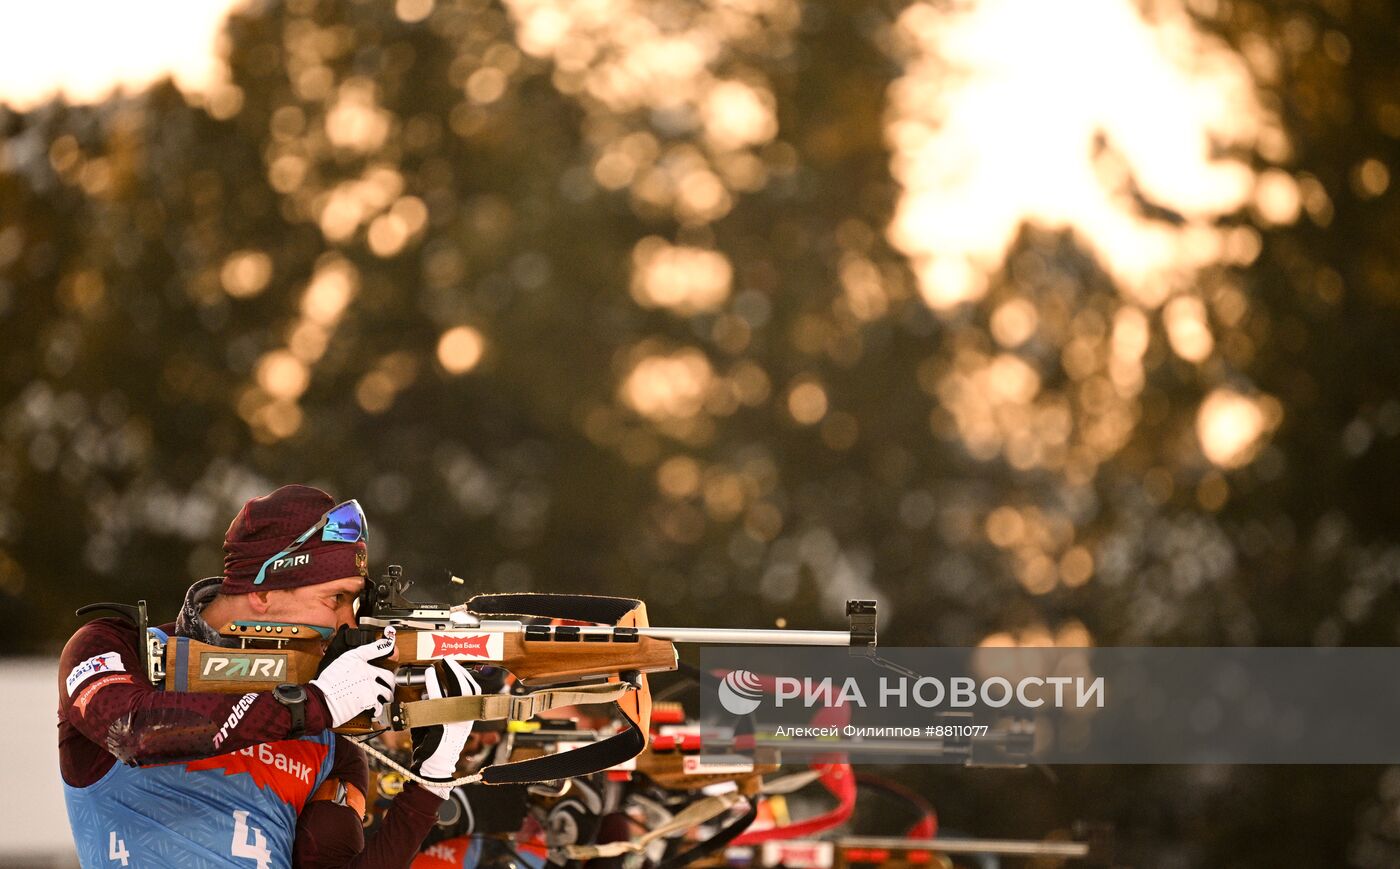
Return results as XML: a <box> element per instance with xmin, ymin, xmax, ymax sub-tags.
<box><xmin>174</xmin><ymin>576</ymin><xmax>236</xmax><ymax>647</ymax></box>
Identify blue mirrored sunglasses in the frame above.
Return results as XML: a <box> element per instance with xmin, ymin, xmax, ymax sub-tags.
<box><xmin>253</xmin><ymin>499</ymin><xmax>368</xmax><ymax>586</ymax></box>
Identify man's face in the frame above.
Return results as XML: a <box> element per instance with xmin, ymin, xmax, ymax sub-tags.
<box><xmin>260</xmin><ymin>575</ymin><xmax>364</xmax><ymax>633</ymax></box>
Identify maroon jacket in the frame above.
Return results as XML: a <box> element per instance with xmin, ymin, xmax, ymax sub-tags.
<box><xmin>58</xmin><ymin>616</ymin><xmax>444</xmax><ymax>867</ymax></box>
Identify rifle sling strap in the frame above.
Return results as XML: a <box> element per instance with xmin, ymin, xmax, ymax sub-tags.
<box><xmin>391</xmin><ymin>682</ymin><xmax>633</xmax><ymax>730</ymax></box>
<box><xmin>561</xmin><ymin>792</ymin><xmax>746</xmax><ymax>860</ymax></box>
<box><xmin>459</xmin><ymin>590</ymin><xmax>657</xmax><ymax>785</ymax></box>
<box><xmin>656</xmin><ymin>800</ymin><xmax>759</xmax><ymax>869</ymax></box>
<box><xmin>562</xmin><ymin>770</ymin><xmax>823</xmax><ymax>862</ymax></box>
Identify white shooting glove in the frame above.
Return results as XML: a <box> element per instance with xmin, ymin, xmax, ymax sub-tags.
<box><xmin>309</xmin><ymin>627</ymin><xmax>397</xmax><ymax>728</ymax></box>
<box><xmin>410</xmin><ymin>658</ymin><xmax>481</xmax><ymax>799</ymax></box>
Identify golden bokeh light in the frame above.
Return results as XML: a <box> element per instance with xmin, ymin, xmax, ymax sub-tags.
<box><xmin>314</xmin><ymin>168</ymin><xmax>408</xmax><ymax>244</ymax></box>
<box><xmin>325</xmin><ymin>79</ymin><xmax>392</xmax><ymax>153</ymax></box>
<box><xmin>268</xmin><ymin>154</ymin><xmax>308</xmax><ymax>194</ymax></box>
<box><xmin>702</xmin><ymin>471</ymin><xmax>747</xmax><ymax>521</ymax></box>
<box><xmin>395</xmin><ymin>0</ymin><xmax>434</xmax><ymax>24</ymax></box>
<box><xmin>1109</xmin><ymin>305</ymin><xmax>1150</xmax><ymax>391</ymax></box>
<box><xmin>466</xmin><ymin>67</ymin><xmax>509</xmax><ymax>104</ymax></box>
<box><xmin>235</xmin><ymin>257</ymin><xmax>362</xmax><ymax>442</ymax></box>
<box><xmin>657</xmin><ymin>456</ymin><xmax>702</xmax><ymax>499</ymax></box>
<box><xmin>255</xmin><ymin>350</ymin><xmax>311</xmax><ymax>401</ymax></box>
<box><xmin>1253</xmin><ymin>169</ymin><xmax>1302</xmax><ymax>225</ymax></box>
<box><xmin>839</xmin><ymin>255</ymin><xmax>890</xmax><ymax>322</ymax></box>
<box><xmin>978</xmin><ymin>631</ymin><xmax>1017</xmax><ymax>648</ymax></box>
<box><xmin>1163</xmin><ymin>295</ymin><xmax>1214</xmax><ymax>362</ymax></box>
<box><xmin>1196</xmin><ymin>388</ymin><xmax>1279</xmax><ymax>468</ymax></box>
<box><xmin>675</xmin><ymin>169</ymin><xmax>731</xmax><ymax>225</ymax></box>
<box><xmin>1059</xmin><ymin>546</ymin><xmax>1095</xmax><ymax>588</ymax></box>
<box><xmin>319</xmin><ymin>187</ymin><xmax>366</xmax><ymax>242</ymax></box>
<box><xmin>935</xmin><ymin>350</ymin><xmax>1070</xmax><ymax>468</ymax></box>
<box><xmin>288</xmin><ymin>322</ymin><xmax>330</xmax><ymax>363</ymax></box>
<box><xmin>1056</xmin><ymin>619</ymin><xmax>1093</xmax><ymax>647</ymax></box>
<box><xmin>1017</xmin><ymin>553</ymin><xmax>1057</xmax><ymax>594</ymax></box>
<box><xmin>256</xmin><ymin>400</ymin><xmax>305</xmax><ymax>442</ymax></box>
<box><xmin>620</xmin><ymin>349</ymin><xmax>715</xmax><ymax>421</ymax></box>
<box><xmin>982</xmin><ymin>501</ymin><xmax>1090</xmax><ymax>597</ymax></box>
<box><xmin>300</xmin><ymin>259</ymin><xmax>359</xmax><ymax>326</ymax></box>
<box><xmin>787</xmin><ymin>381</ymin><xmax>829</xmax><ymax>426</ymax></box>
<box><xmin>629</xmin><ymin>238</ymin><xmax>733</xmax><ymax>314</ymax></box>
<box><xmin>912</xmin><ymin>256</ymin><xmax>987</xmax><ymax>310</ymax></box>
<box><xmin>990</xmin><ymin>297</ymin><xmax>1038</xmax><ymax>348</ymax></box>
<box><xmin>700</xmin><ymin>80</ymin><xmax>779</xmax><ymax>151</ymax></box>
<box><xmin>986</xmin><ymin>354</ymin><xmax>1040</xmax><ymax>403</ymax></box>
<box><xmin>367</xmin><ymin>213</ymin><xmax>410</xmax><ymax>257</ymax></box>
<box><xmin>355</xmin><ymin>353</ymin><xmax>421</xmax><ymax>414</ymax></box>
<box><xmin>219</xmin><ymin>250</ymin><xmax>273</xmax><ymax>298</ymax></box>
<box><xmin>391</xmin><ymin>196</ymin><xmax>429</xmax><ymax>236</ymax></box>
<box><xmin>977</xmin><ymin>620</ymin><xmax>1095</xmax><ymax>648</ymax></box>
<box><xmin>356</xmin><ymin>371</ymin><xmax>399</xmax><ymax>414</ymax></box>
<box><xmin>985</xmin><ymin>506</ymin><xmax>1025</xmax><ymax>548</ymax></box>
<box><xmin>1353</xmin><ymin>158</ymin><xmax>1391</xmax><ymax>199</ymax></box>
<box><xmin>437</xmin><ymin>326</ymin><xmax>486</xmax><ymax>375</ymax></box>
<box><xmin>500</xmin><ymin>0</ymin><xmax>798</xmax><ymax>225</ymax></box>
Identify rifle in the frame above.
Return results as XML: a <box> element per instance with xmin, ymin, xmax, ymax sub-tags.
<box><xmin>499</xmin><ymin>722</ymin><xmax>782</xmax><ymax>792</ymax></box>
<box><xmin>502</xmin><ymin>732</ymin><xmax>1105</xmax><ymax>869</ymax></box>
<box><xmin>497</xmin><ymin>719</ymin><xmax>1032</xmax><ymax>779</ymax></box>
<box><xmin>362</xmin><ymin>708</ymin><xmax>1095</xmax><ymax>869</ymax></box>
<box><xmin>81</xmin><ymin>565</ymin><xmax>880</xmax><ymax>785</ymax></box>
<box><xmin>487</xmin><ymin>707</ymin><xmax>1034</xmax><ymax>867</ymax></box>
<box><xmin>718</xmin><ymin>833</ymin><xmax>1108</xmax><ymax>868</ymax></box>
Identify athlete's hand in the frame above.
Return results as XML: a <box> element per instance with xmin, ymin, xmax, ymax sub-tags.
<box><xmin>411</xmin><ymin>658</ymin><xmax>480</xmax><ymax>799</ymax></box>
<box><xmin>309</xmin><ymin>627</ymin><xmax>396</xmax><ymax>727</ymax></box>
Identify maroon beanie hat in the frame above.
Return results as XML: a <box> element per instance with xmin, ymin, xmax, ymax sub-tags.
<box><xmin>220</xmin><ymin>484</ymin><xmax>369</xmax><ymax>595</ymax></box>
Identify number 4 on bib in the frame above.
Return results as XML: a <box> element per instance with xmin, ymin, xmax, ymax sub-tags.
<box><xmin>108</xmin><ymin>831</ymin><xmax>129</xmax><ymax>866</ymax></box>
<box><xmin>231</xmin><ymin>810</ymin><xmax>272</xmax><ymax>869</ymax></box>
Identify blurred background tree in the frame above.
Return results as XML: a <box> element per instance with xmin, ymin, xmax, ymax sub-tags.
<box><xmin>3</xmin><ymin>0</ymin><xmax>1399</xmax><ymax>863</ymax></box>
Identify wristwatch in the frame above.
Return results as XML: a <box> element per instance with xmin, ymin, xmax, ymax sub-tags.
<box><xmin>272</xmin><ymin>683</ymin><xmax>308</xmax><ymax>738</ymax></box>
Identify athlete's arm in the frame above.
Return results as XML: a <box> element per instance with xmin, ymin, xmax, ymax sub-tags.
<box><xmin>59</xmin><ymin>618</ymin><xmax>334</xmax><ymax>780</ymax></box>
<box><xmin>293</xmin><ymin>737</ymin><xmax>444</xmax><ymax>868</ymax></box>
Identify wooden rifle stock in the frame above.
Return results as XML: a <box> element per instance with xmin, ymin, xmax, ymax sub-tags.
<box><xmin>384</xmin><ymin>626</ymin><xmax>677</xmax><ymax>682</ymax></box>
<box><xmin>164</xmin><ymin>619</ymin><xmax>677</xmax><ymax>735</ymax></box>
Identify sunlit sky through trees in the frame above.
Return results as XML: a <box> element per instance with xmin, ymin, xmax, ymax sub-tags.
<box><xmin>0</xmin><ymin>0</ymin><xmax>243</xmax><ymax>107</ymax></box>
<box><xmin>0</xmin><ymin>0</ymin><xmax>1286</xmax><ymax>479</ymax></box>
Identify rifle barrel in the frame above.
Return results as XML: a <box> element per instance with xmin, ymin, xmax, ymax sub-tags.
<box><xmin>838</xmin><ymin>836</ymin><xmax>1090</xmax><ymax>858</ymax></box>
<box><xmin>637</xmin><ymin>627</ymin><xmax>854</xmax><ymax>646</ymax></box>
